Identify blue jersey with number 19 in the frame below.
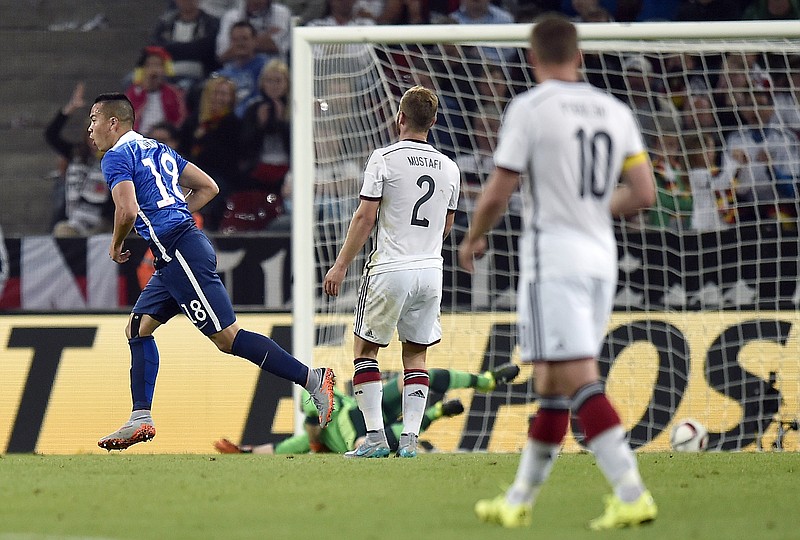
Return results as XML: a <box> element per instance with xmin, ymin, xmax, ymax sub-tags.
<box><xmin>101</xmin><ymin>131</ymin><xmax>192</xmax><ymax>245</ymax></box>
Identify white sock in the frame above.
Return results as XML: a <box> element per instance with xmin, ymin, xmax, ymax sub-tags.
<box><xmin>588</xmin><ymin>425</ymin><xmax>645</xmax><ymax>503</ymax></box>
<box><xmin>353</xmin><ymin>380</ymin><xmax>384</xmax><ymax>432</ymax></box>
<box><xmin>401</xmin><ymin>382</ymin><xmax>428</xmax><ymax>436</ymax></box>
<box><xmin>506</xmin><ymin>439</ymin><xmax>559</xmax><ymax>505</ymax></box>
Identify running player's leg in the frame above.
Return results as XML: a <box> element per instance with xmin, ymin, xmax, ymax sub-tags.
<box><xmin>475</xmin><ymin>278</ymin><xmax>573</xmax><ymax>526</ymax></box>
<box><xmin>98</xmin><ymin>276</ymin><xmax>174</xmax><ymax>450</ymax></box>
<box><xmin>169</xmin><ymin>230</ymin><xmax>335</xmax><ymax>426</ymax></box>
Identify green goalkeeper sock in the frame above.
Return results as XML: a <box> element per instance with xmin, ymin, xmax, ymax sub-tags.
<box><xmin>429</xmin><ymin>369</ymin><xmax>479</xmax><ymax>393</ymax></box>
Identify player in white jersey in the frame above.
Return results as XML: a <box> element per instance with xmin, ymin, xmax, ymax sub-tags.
<box><xmin>458</xmin><ymin>14</ymin><xmax>657</xmax><ymax>530</ymax></box>
<box><xmin>324</xmin><ymin>85</ymin><xmax>460</xmax><ymax>458</ymax></box>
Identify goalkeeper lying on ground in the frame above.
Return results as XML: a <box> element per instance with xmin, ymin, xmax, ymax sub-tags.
<box><xmin>214</xmin><ymin>364</ymin><xmax>520</xmax><ymax>455</ymax></box>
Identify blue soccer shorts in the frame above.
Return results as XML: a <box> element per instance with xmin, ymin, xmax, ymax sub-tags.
<box><xmin>133</xmin><ymin>228</ymin><xmax>236</xmax><ymax>336</ymax></box>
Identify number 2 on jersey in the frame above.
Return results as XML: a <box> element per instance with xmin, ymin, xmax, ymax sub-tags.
<box><xmin>576</xmin><ymin>128</ymin><xmax>613</xmax><ymax>199</ymax></box>
<box><xmin>410</xmin><ymin>174</ymin><xmax>434</xmax><ymax>227</ymax></box>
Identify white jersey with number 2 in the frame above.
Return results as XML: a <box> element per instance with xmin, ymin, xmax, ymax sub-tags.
<box><xmin>360</xmin><ymin>139</ymin><xmax>460</xmax><ymax>275</ymax></box>
<box><xmin>494</xmin><ymin>80</ymin><xmax>647</xmax><ymax>282</ymax></box>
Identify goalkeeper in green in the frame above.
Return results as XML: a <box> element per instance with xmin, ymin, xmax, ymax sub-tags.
<box><xmin>214</xmin><ymin>364</ymin><xmax>519</xmax><ymax>455</ymax></box>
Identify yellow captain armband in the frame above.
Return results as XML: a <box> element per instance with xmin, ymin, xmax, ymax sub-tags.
<box><xmin>622</xmin><ymin>151</ymin><xmax>648</xmax><ymax>172</ymax></box>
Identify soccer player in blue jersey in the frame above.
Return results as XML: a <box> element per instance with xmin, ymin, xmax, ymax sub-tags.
<box><xmin>88</xmin><ymin>92</ymin><xmax>335</xmax><ymax>451</ymax></box>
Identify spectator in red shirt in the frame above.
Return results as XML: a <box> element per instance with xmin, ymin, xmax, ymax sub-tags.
<box><xmin>125</xmin><ymin>46</ymin><xmax>187</xmax><ymax>134</ymax></box>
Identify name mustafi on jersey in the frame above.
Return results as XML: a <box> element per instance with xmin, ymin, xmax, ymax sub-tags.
<box><xmin>407</xmin><ymin>155</ymin><xmax>442</xmax><ymax>169</ymax></box>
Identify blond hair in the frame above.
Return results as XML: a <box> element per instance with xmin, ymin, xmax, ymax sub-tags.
<box><xmin>259</xmin><ymin>59</ymin><xmax>291</xmax><ymax>120</ymax></box>
<box><xmin>198</xmin><ymin>76</ymin><xmax>237</xmax><ymax>124</ymax></box>
<box><xmin>399</xmin><ymin>85</ymin><xmax>438</xmax><ymax>132</ymax></box>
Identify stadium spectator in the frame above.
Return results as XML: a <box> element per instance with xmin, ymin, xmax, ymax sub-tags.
<box><xmin>216</xmin><ymin>21</ymin><xmax>270</xmax><ymax>117</ymax></box>
<box><xmin>234</xmin><ymin>59</ymin><xmax>292</xmax><ymax>231</ymax></box>
<box><xmin>680</xmin><ymin>92</ymin><xmax>723</xmax><ymax>152</ymax></box>
<box><xmin>449</xmin><ymin>0</ymin><xmax>516</xmax><ymax>61</ymax></box>
<box><xmin>621</xmin><ymin>54</ymin><xmax>682</xmax><ymax>144</ymax></box>
<box><xmin>459</xmin><ymin>14</ymin><xmax>656</xmax><ymax>530</ymax></box>
<box><xmin>88</xmin><ymin>92</ymin><xmax>335</xmax><ymax>451</ymax></box>
<box><xmin>685</xmin><ymin>131</ymin><xmax>740</xmax><ymax>231</ymax></box>
<box><xmin>712</xmin><ymin>52</ymin><xmax>764</xmax><ymax>138</ymax></box>
<box><xmin>125</xmin><ymin>46</ymin><xmax>187</xmax><ymax>134</ymax></box>
<box><xmin>151</xmin><ymin>0</ymin><xmax>221</xmax><ymax>93</ymax></box>
<box><xmin>213</xmin><ymin>364</ymin><xmax>520</xmax><ymax>454</ymax></box>
<box><xmin>216</xmin><ymin>0</ymin><xmax>292</xmax><ymax>65</ymax></box>
<box><xmin>742</xmin><ymin>0</ymin><xmax>800</xmax><ymax>19</ymax></box>
<box><xmin>323</xmin><ymin>86</ymin><xmax>460</xmax><ymax>459</ymax></box>
<box><xmin>179</xmin><ymin>75</ymin><xmax>242</xmax><ymax>231</ymax></box>
<box><xmin>44</xmin><ymin>82</ymin><xmax>113</xmax><ymax>237</ymax></box>
<box><xmin>662</xmin><ymin>53</ymin><xmax>708</xmax><ymax>112</ymax></box>
<box><xmin>646</xmin><ymin>131</ymin><xmax>693</xmax><ymax>230</ymax></box>
<box><xmin>723</xmin><ymin>69</ymin><xmax>800</xmax><ymax>224</ymax></box>
<box><xmin>675</xmin><ymin>0</ymin><xmax>747</xmax><ymax>21</ymax></box>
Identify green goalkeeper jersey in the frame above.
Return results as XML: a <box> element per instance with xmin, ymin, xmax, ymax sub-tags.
<box><xmin>273</xmin><ymin>389</ymin><xmax>363</xmax><ymax>454</ymax></box>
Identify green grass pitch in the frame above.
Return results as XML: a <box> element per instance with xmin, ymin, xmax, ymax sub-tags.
<box><xmin>0</xmin><ymin>452</ymin><xmax>797</xmax><ymax>539</ymax></box>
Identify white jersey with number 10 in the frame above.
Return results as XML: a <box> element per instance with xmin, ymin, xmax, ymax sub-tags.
<box><xmin>494</xmin><ymin>80</ymin><xmax>647</xmax><ymax>282</ymax></box>
<box><xmin>359</xmin><ymin>139</ymin><xmax>460</xmax><ymax>275</ymax></box>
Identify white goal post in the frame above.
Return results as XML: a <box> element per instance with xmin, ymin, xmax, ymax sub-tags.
<box><xmin>291</xmin><ymin>21</ymin><xmax>800</xmax><ymax>452</ymax></box>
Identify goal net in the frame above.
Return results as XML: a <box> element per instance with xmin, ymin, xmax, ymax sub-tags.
<box><xmin>291</xmin><ymin>22</ymin><xmax>800</xmax><ymax>452</ymax></box>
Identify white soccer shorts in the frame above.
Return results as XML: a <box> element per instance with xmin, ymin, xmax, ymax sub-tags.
<box><xmin>516</xmin><ymin>275</ymin><xmax>615</xmax><ymax>362</ymax></box>
<box><xmin>354</xmin><ymin>267</ymin><xmax>443</xmax><ymax>346</ymax></box>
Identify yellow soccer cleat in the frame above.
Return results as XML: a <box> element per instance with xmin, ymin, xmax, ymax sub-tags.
<box><xmin>474</xmin><ymin>494</ymin><xmax>532</xmax><ymax>528</ymax></box>
<box><xmin>588</xmin><ymin>490</ymin><xmax>657</xmax><ymax>531</ymax></box>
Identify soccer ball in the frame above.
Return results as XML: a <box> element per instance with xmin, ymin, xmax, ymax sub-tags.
<box><xmin>670</xmin><ymin>418</ymin><xmax>709</xmax><ymax>452</ymax></box>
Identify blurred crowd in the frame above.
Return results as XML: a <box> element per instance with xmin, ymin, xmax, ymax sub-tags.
<box><xmin>43</xmin><ymin>0</ymin><xmax>800</xmax><ymax>237</ymax></box>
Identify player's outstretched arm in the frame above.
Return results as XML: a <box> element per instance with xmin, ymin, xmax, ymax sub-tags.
<box><xmin>323</xmin><ymin>199</ymin><xmax>379</xmax><ymax>297</ymax></box>
<box><xmin>179</xmin><ymin>163</ymin><xmax>220</xmax><ymax>214</ymax></box>
<box><xmin>610</xmin><ymin>157</ymin><xmax>656</xmax><ymax>218</ymax></box>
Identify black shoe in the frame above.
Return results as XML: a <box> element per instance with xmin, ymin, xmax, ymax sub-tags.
<box><xmin>490</xmin><ymin>363</ymin><xmax>520</xmax><ymax>386</ymax></box>
<box><xmin>440</xmin><ymin>399</ymin><xmax>465</xmax><ymax>417</ymax></box>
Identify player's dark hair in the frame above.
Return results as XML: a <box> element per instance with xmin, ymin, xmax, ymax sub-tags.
<box><xmin>530</xmin><ymin>13</ymin><xmax>578</xmax><ymax>65</ymax></box>
<box><xmin>94</xmin><ymin>92</ymin><xmax>135</xmax><ymax>126</ymax></box>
